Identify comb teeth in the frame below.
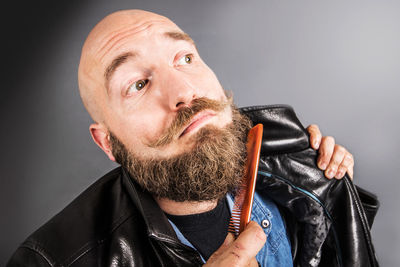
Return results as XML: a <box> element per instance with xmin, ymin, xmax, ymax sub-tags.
<box><xmin>227</xmin><ymin>183</ymin><xmax>249</xmax><ymax>236</ymax></box>
<box><xmin>228</xmin><ymin>208</ymin><xmax>242</xmax><ymax>236</ymax></box>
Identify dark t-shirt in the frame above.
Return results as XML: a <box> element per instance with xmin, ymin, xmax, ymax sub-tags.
<box><xmin>166</xmin><ymin>198</ymin><xmax>231</xmax><ymax>260</ymax></box>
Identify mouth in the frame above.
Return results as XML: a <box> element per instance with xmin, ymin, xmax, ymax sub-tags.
<box><xmin>179</xmin><ymin>111</ymin><xmax>216</xmax><ymax>138</ymax></box>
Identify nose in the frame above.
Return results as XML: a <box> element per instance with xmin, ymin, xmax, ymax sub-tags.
<box><xmin>158</xmin><ymin>68</ymin><xmax>198</xmax><ymax>111</ymax></box>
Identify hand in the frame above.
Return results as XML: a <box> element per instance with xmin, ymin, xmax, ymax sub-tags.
<box><xmin>204</xmin><ymin>221</ymin><xmax>266</xmax><ymax>267</ymax></box>
<box><xmin>307</xmin><ymin>124</ymin><xmax>354</xmax><ymax>180</ymax></box>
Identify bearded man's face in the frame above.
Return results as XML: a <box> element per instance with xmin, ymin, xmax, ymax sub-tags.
<box><xmin>78</xmin><ymin>10</ymin><xmax>253</xmax><ymax>200</ymax></box>
<box><xmin>110</xmin><ymin>98</ymin><xmax>252</xmax><ymax>202</ymax></box>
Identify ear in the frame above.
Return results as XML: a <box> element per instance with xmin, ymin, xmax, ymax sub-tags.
<box><xmin>89</xmin><ymin>123</ymin><xmax>116</xmax><ymax>162</ymax></box>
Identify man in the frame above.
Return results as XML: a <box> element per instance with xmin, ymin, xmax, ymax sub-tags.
<box><xmin>8</xmin><ymin>10</ymin><xmax>369</xmax><ymax>267</ymax></box>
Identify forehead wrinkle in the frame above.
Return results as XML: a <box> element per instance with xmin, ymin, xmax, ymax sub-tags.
<box><xmin>98</xmin><ymin>19</ymin><xmax>169</xmax><ymax>62</ymax></box>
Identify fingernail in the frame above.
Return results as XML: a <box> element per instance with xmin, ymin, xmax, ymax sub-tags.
<box><xmin>337</xmin><ymin>170</ymin><xmax>344</xmax><ymax>178</ymax></box>
<box><xmin>313</xmin><ymin>140</ymin><xmax>319</xmax><ymax>148</ymax></box>
<box><xmin>327</xmin><ymin>168</ymin><xmax>335</xmax><ymax>178</ymax></box>
<box><xmin>319</xmin><ymin>162</ymin><xmax>327</xmax><ymax>170</ymax></box>
<box><xmin>255</xmin><ymin>228</ymin><xmax>267</xmax><ymax>242</ymax></box>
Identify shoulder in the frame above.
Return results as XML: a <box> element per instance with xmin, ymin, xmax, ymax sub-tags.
<box><xmin>8</xmin><ymin>167</ymin><xmax>143</xmax><ymax>266</ymax></box>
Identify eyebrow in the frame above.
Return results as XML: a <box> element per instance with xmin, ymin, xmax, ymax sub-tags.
<box><xmin>104</xmin><ymin>51</ymin><xmax>137</xmax><ymax>92</ymax></box>
<box><xmin>164</xmin><ymin>31</ymin><xmax>195</xmax><ymax>45</ymax></box>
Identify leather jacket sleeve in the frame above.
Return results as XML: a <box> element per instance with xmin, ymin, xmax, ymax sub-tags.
<box><xmin>7</xmin><ymin>246</ymin><xmax>50</xmax><ymax>267</ymax></box>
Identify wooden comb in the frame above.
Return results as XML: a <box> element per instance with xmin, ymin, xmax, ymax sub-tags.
<box><xmin>228</xmin><ymin>123</ymin><xmax>263</xmax><ymax>236</ymax></box>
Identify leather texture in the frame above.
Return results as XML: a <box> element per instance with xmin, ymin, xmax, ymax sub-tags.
<box><xmin>242</xmin><ymin>105</ymin><xmax>379</xmax><ymax>267</ymax></box>
<box><xmin>7</xmin><ymin>105</ymin><xmax>379</xmax><ymax>267</ymax></box>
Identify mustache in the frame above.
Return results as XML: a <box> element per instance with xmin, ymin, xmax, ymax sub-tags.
<box><xmin>148</xmin><ymin>97</ymin><xmax>231</xmax><ymax>148</ymax></box>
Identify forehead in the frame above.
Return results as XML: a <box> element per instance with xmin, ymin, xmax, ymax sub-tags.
<box><xmin>95</xmin><ymin>19</ymin><xmax>183</xmax><ymax>64</ymax></box>
<box><xmin>94</xmin><ymin>21</ymin><xmax>194</xmax><ymax>89</ymax></box>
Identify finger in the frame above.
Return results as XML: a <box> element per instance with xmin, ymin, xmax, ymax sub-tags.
<box><xmin>206</xmin><ymin>223</ymin><xmax>265</xmax><ymax>266</ymax></box>
<box><xmin>307</xmin><ymin>124</ymin><xmax>322</xmax><ymax>149</ymax></box>
<box><xmin>325</xmin><ymin>144</ymin><xmax>346</xmax><ymax>179</ymax></box>
<box><xmin>347</xmin><ymin>158</ymin><xmax>354</xmax><ymax>179</ymax></box>
<box><xmin>248</xmin><ymin>258</ymin><xmax>260</xmax><ymax>267</ymax></box>
<box><xmin>317</xmin><ymin>136</ymin><xmax>335</xmax><ymax>171</ymax></box>
<box><xmin>336</xmin><ymin>153</ymin><xmax>354</xmax><ymax>180</ymax></box>
<box><xmin>207</xmin><ymin>233</ymin><xmax>235</xmax><ymax>261</ymax></box>
<box><xmin>226</xmin><ymin>221</ymin><xmax>266</xmax><ymax>266</ymax></box>
<box><xmin>221</xmin><ymin>232</ymin><xmax>235</xmax><ymax>249</ymax></box>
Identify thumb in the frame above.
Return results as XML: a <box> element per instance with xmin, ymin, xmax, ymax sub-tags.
<box><xmin>208</xmin><ymin>232</ymin><xmax>235</xmax><ymax>260</ymax></box>
<box><xmin>204</xmin><ymin>222</ymin><xmax>266</xmax><ymax>266</ymax></box>
<box><xmin>220</xmin><ymin>232</ymin><xmax>235</xmax><ymax>248</ymax></box>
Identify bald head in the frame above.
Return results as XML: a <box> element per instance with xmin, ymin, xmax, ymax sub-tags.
<box><xmin>78</xmin><ymin>10</ymin><xmax>184</xmax><ymax>123</ymax></box>
<box><xmin>76</xmin><ymin>8</ymin><xmax>229</xmax><ymax>164</ymax></box>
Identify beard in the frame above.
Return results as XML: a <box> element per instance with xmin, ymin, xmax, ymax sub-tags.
<box><xmin>109</xmin><ymin>98</ymin><xmax>252</xmax><ymax>202</ymax></box>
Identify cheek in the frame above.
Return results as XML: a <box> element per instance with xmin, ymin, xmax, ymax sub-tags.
<box><xmin>107</xmin><ymin>98</ymin><xmax>168</xmax><ymax>142</ymax></box>
<box><xmin>118</xmin><ymin>111</ymin><xmax>169</xmax><ymax>147</ymax></box>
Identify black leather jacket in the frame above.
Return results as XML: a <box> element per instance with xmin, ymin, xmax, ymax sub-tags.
<box><xmin>7</xmin><ymin>105</ymin><xmax>379</xmax><ymax>267</ymax></box>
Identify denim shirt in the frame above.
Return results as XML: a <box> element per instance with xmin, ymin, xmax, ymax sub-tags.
<box><xmin>168</xmin><ymin>191</ymin><xmax>293</xmax><ymax>266</ymax></box>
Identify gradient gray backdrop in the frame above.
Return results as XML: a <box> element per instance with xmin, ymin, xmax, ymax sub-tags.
<box><xmin>2</xmin><ymin>0</ymin><xmax>399</xmax><ymax>265</ymax></box>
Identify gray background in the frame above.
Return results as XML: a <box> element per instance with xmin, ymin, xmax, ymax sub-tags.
<box><xmin>1</xmin><ymin>0</ymin><xmax>399</xmax><ymax>265</ymax></box>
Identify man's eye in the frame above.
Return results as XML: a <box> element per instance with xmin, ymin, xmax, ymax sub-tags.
<box><xmin>127</xmin><ymin>79</ymin><xmax>148</xmax><ymax>94</ymax></box>
<box><xmin>177</xmin><ymin>54</ymin><xmax>193</xmax><ymax>65</ymax></box>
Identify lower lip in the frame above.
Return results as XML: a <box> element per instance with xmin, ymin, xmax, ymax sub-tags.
<box><xmin>181</xmin><ymin>114</ymin><xmax>215</xmax><ymax>136</ymax></box>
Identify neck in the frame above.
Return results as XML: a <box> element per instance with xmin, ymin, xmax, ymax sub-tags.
<box><xmin>155</xmin><ymin>197</ymin><xmax>218</xmax><ymax>216</ymax></box>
